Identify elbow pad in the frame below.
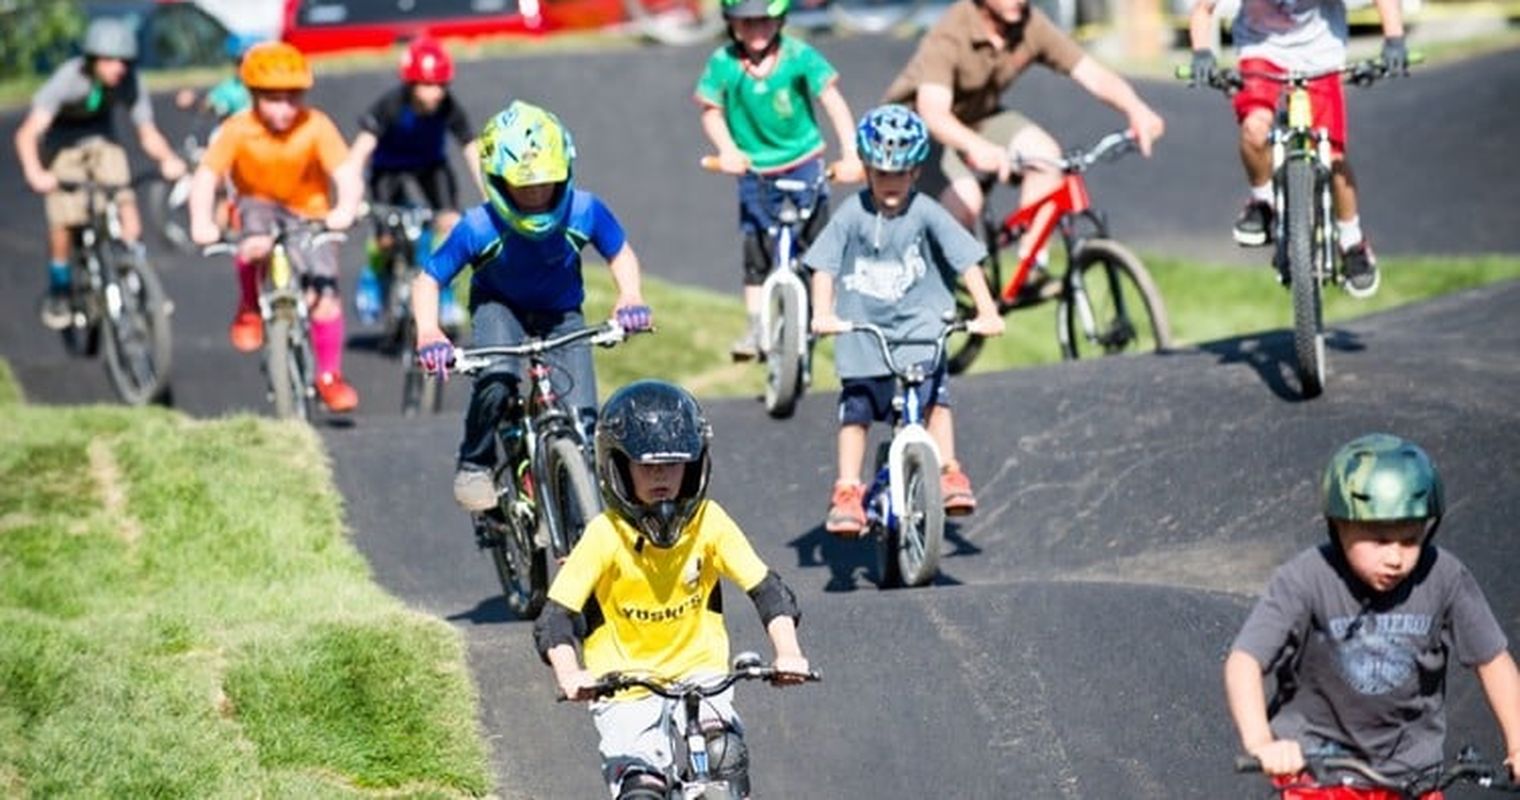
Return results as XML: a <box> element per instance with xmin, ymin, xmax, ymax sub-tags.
<box><xmin>746</xmin><ymin>570</ymin><xmax>800</xmax><ymax>627</ymax></box>
<box><xmin>533</xmin><ymin>600</ymin><xmax>579</xmax><ymax>663</ymax></box>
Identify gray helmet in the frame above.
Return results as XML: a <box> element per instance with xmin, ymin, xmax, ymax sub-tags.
<box><xmin>595</xmin><ymin>380</ymin><xmax>712</xmax><ymax>549</ymax></box>
<box><xmin>1323</xmin><ymin>433</ymin><xmax>1443</xmax><ymax>527</ymax></box>
<box><xmin>83</xmin><ymin>17</ymin><xmax>139</xmax><ymax>60</ymax></box>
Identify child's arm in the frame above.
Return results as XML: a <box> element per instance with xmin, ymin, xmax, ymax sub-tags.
<box><xmin>961</xmin><ymin>265</ymin><xmax>1005</xmax><ymax>337</ymax></box>
<box><xmin>347</xmin><ymin>131</ymin><xmax>378</xmax><ymax>176</ymax></box>
<box><xmin>815</xmin><ymin>83</ymin><xmax>863</xmax><ymax>183</ymax></box>
<box><xmin>461</xmin><ymin>138</ymin><xmax>484</xmax><ymax>200</ymax></box>
<box><xmin>765</xmin><ymin>614</ymin><xmax>810</xmax><ymax>684</ymax></box>
<box><xmin>1188</xmin><ymin>0</ymin><xmax>1220</xmax><ymax>53</ymax></box>
<box><xmin>809</xmin><ymin>271</ymin><xmax>845</xmax><ymax>334</ymax></box>
<box><xmin>326</xmin><ymin>155</ymin><xmax>364</xmax><ymax>231</ymax></box>
<box><xmin>187</xmin><ymin>166</ymin><xmax>224</xmax><ymax>246</ymax></box>
<box><xmin>699</xmin><ymin>104</ymin><xmax>750</xmax><ymax>175</ymax></box>
<box><xmin>545</xmin><ymin>642</ymin><xmax>597</xmax><ymax>701</ymax></box>
<box><xmin>1474</xmin><ymin>650</ymin><xmax>1520</xmax><ymax>781</ymax></box>
<box><xmin>1224</xmin><ymin>649</ymin><xmax>1304</xmax><ymax>775</ymax></box>
<box><xmin>606</xmin><ymin>244</ymin><xmax>648</xmax><ymax>319</ymax></box>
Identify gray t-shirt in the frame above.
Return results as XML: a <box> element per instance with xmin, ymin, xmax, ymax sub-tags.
<box><xmin>1232</xmin><ymin>0</ymin><xmax>1349</xmax><ymax>74</ymax></box>
<box><xmin>31</xmin><ymin>57</ymin><xmax>153</xmax><ymax>153</ymax></box>
<box><xmin>1232</xmin><ymin>544</ymin><xmax>1507</xmax><ymax>777</ymax></box>
<box><xmin>804</xmin><ymin>191</ymin><xmax>986</xmax><ymax>379</ymax></box>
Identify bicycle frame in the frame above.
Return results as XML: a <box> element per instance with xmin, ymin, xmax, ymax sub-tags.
<box><xmin>1268</xmin><ymin>76</ymin><xmax>1336</xmax><ymax>286</ymax></box>
<box><xmin>985</xmin><ymin>171</ymin><xmax>1100</xmax><ymax>308</ymax></box>
<box><xmin>756</xmin><ymin>175</ymin><xmax>824</xmax><ymax>364</ymax></box>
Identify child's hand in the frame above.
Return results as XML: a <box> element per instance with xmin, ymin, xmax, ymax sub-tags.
<box><xmin>555</xmin><ymin>668</ymin><xmax>598</xmax><ymax>702</ymax></box>
<box><xmin>1247</xmin><ymin>739</ymin><xmax>1305</xmax><ymax>776</ymax></box>
<box><xmin>830</xmin><ymin>155</ymin><xmax>865</xmax><ymax>184</ymax></box>
<box><xmin>771</xmin><ymin>653</ymin><xmax>811</xmax><ymax>686</ymax></box>
<box><xmin>160</xmin><ymin>156</ymin><xmax>187</xmax><ymax>182</ymax></box>
<box><xmin>175</xmin><ymin>88</ymin><xmax>197</xmax><ymax>109</ymax></box>
<box><xmin>811</xmin><ymin>314</ymin><xmax>846</xmax><ymax>336</ymax></box>
<box><xmin>324</xmin><ymin>207</ymin><xmax>355</xmax><ymax>232</ymax></box>
<box><xmin>191</xmin><ymin>217</ymin><xmax>222</xmax><ymax>247</ymax></box>
<box><xmin>968</xmin><ymin>313</ymin><xmax>1005</xmax><ymax>337</ymax></box>
<box><xmin>715</xmin><ymin>149</ymin><xmax>751</xmax><ymax>176</ymax></box>
<box><xmin>238</xmin><ymin>234</ymin><xmax>274</xmax><ymax>262</ymax></box>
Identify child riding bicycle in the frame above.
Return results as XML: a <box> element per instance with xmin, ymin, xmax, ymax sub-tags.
<box><xmin>1224</xmin><ymin>434</ymin><xmax>1520</xmax><ymax>793</ymax></box>
<box><xmin>14</xmin><ymin>17</ymin><xmax>188</xmax><ymax>331</ymax></box>
<box><xmin>349</xmin><ymin>37</ymin><xmax>480</xmax><ymax>328</ymax></box>
<box><xmin>694</xmin><ymin>0</ymin><xmax>864</xmax><ymax>361</ymax></box>
<box><xmin>174</xmin><ymin>33</ymin><xmax>260</xmax><ymax>120</ymax></box>
<box><xmin>805</xmin><ymin>105</ymin><xmax>1004</xmax><ymax>536</ymax></box>
<box><xmin>188</xmin><ymin>41</ymin><xmax>365</xmax><ymax>413</ymax></box>
<box><xmin>536</xmin><ymin>380</ymin><xmax>812</xmax><ymax>799</ymax></box>
<box><xmin>1188</xmin><ymin>0</ymin><xmax>1408</xmax><ymax>297</ymax></box>
<box><xmin>412</xmin><ymin>100</ymin><xmax>652</xmax><ymax>512</ymax></box>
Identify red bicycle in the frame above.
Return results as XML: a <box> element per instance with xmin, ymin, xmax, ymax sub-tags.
<box><xmin>948</xmin><ymin>130</ymin><xmax>1172</xmax><ymax>374</ymax></box>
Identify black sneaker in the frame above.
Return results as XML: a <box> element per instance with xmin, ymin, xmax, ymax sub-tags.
<box><xmin>1341</xmin><ymin>242</ymin><xmax>1380</xmax><ymax>299</ymax></box>
<box><xmin>1232</xmin><ymin>200</ymin><xmax>1274</xmax><ymax>247</ymax></box>
<box><xmin>38</xmin><ymin>289</ymin><xmax>71</xmax><ymax>331</ymax></box>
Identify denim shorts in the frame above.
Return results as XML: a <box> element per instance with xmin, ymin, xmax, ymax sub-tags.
<box><xmin>837</xmin><ymin>366</ymin><xmax>950</xmax><ymax>426</ymax></box>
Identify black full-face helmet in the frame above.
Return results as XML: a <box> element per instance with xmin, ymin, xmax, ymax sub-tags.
<box><xmin>595</xmin><ymin>380</ymin><xmax>713</xmax><ymax>549</ymax></box>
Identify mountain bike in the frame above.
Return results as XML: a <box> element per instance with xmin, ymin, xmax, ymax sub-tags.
<box><xmin>566</xmin><ymin>651</ymin><xmax>821</xmax><ymax>799</ymax></box>
<box><xmin>700</xmin><ymin>158</ymin><xmax>831</xmax><ymax>419</ymax></box>
<box><xmin>1180</xmin><ymin>57</ymin><xmax>1414</xmax><ymax>398</ymax></box>
<box><xmin>203</xmin><ymin>220</ymin><xmax>346</xmax><ymax>420</ymax></box>
<box><xmin>824</xmin><ymin>317</ymin><xmax>962</xmax><ymax>588</ymax></box>
<box><xmin>56</xmin><ymin>172</ymin><xmax>174</xmax><ymax>406</ymax></box>
<box><xmin>364</xmin><ymin>202</ymin><xmax>447</xmax><ymax>416</ymax></box>
<box><xmin>948</xmin><ymin>130</ymin><xmax>1172</xmax><ymax>374</ymax></box>
<box><xmin>449</xmin><ymin>321</ymin><xmax>633</xmax><ymax>619</ymax></box>
<box><xmin>1237</xmin><ymin>745</ymin><xmax>1520</xmax><ymax>798</ymax></box>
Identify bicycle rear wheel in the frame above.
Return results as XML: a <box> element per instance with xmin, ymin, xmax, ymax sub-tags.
<box><xmin>946</xmin><ymin>283</ymin><xmax>987</xmax><ymax>375</ymax></box>
<box><xmin>763</xmin><ymin>280</ymin><xmax>805</xmax><ymax>419</ymax></box>
<box><xmin>539</xmin><ymin>436</ymin><xmax>601</xmax><ymax>560</ymax></box>
<box><xmin>1284</xmin><ymin>159</ymin><xmax>1325</xmax><ymax>398</ymax></box>
<box><xmin>101</xmin><ymin>258</ymin><xmax>173</xmax><ymax>405</ymax></box>
<box><xmin>1057</xmin><ymin>240</ymin><xmax>1172</xmax><ymax>360</ymax></box>
<box><xmin>879</xmin><ymin>442</ymin><xmax>943</xmax><ymax>589</ymax></box>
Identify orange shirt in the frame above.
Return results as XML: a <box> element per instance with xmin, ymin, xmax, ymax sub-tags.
<box><xmin>201</xmin><ymin>107</ymin><xmax>348</xmax><ymax>218</ymax></box>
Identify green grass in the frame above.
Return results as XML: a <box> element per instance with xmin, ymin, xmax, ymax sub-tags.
<box><xmin>0</xmin><ymin>360</ymin><xmax>20</xmax><ymax>406</ymax></box>
<box><xmin>0</xmin><ymin>401</ymin><xmax>491</xmax><ymax>797</ymax></box>
<box><xmin>579</xmin><ymin>253</ymin><xmax>1520</xmax><ymax>396</ymax></box>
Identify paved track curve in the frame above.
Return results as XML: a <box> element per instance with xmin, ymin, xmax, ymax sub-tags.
<box><xmin>2</xmin><ymin>37</ymin><xmax>1518</xmax><ymax>799</ymax></box>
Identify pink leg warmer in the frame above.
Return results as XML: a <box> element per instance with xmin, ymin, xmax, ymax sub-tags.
<box><xmin>235</xmin><ymin>255</ymin><xmax>258</xmax><ymax>312</ymax></box>
<box><xmin>311</xmin><ymin>312</ymin><xmax>345</xmax><ymax>377</ymax></box>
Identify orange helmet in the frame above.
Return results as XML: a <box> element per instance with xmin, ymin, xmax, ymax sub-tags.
<box><xmin>240</xmin><ymin>41</ymin><xmax>313</xmax><ymax>91</ymax></box>
<box><xmin>400</xmin><ymin>37</ymin><xmax>453</xmax><ymax>83</ymax></box>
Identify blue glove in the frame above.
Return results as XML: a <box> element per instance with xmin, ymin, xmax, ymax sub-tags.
<box><xmin>417</xmin><ymin>340</ymin><xmax>453</xmax><ymax>379</ymax></box>
<box><xmin>1381</xmin><ymin>36</ymin><xmax>1408</xmax><ymax>76</ymax></box>
<box><xmin>1190</xmin><ymin>49</ymin><xmax>1218</xmax><ymax>87</ymax></box>
<box><xmin>615</xmin><ymin>304</ymin><xmax>653</xmax><ymax>333</ymax></box>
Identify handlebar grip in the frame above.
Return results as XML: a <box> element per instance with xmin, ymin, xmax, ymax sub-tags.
<box><xmin>699</xmin><ymin>155</ymin><xmax>721</xmax><ymax>172</ymax></box>
<box><xmin>1175</xmin><ymin>65</ymin><xmax>1193</xmax><ymax>81</ymax></box>
<box><xmin>1235</xmin><ymin>755</ymin><xmax>1263</xmax><ymax>773</ymax></box>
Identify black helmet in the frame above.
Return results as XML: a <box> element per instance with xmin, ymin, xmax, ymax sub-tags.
<box><xmin>595</xmin><ymin>380</ymin><xmax>713</xmax><ymax>549</ymax></box>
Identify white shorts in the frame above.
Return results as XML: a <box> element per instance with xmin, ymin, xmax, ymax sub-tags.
<box><xmin>592</xmin><ymin>681</ymin><xmax>742</xmax><ymax>797</ymax></box>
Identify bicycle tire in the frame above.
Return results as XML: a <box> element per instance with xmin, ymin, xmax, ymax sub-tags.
<box><xmin>101</xmin><ymin>258</ymin><xmax>173</xmax><ymax>405</ymax></box>
<box><xmin>623</xmin><ymin>0</ymin><xmax>724</xmax><ymax>45</ymax></box>
<box><xmin>1057</xmin><ymin>239</ymin><xmax>1172</xmax><ymax>360</ymax></box>
<box><xmin>488</xmin><ymin>508</ymin><xmax>548</xmax><ymax>620</ymax></box>
<box><xmin>879</xmin><ymin>442</ymin><xmax>943</xmax><ymax>589</ymax></box>
<box><xmin>1285</xmin><ymin>158</ymin><xmax>1325</xmax><ymax>398</ymax></box>
<box><xmin>398</xmin><ymin>316</ymin><xmax>442</xmax><ymax>416</ymax></box>
<box><xmin>265</xmin><ymin>317</ymin><xmax>312</xmax><ymax>420</ymax></box>
<box><xmin>946</xmin><ymin>282</ymin><xmax>987</xmax><ymax>375</ymax></box>
<box><xmin>763</xmin><ymin>280</ymin><xmax>805</xmax><ymax>419</ymax></box>
<box><xmin>540</xmin><ymin>436</ymin><xmax>601</xmax><ymax>560</ymax></box>
<box><xmin>61</xmin><ymin>256</ymin><xmax>101</xmax><ymax>358</ymax></box>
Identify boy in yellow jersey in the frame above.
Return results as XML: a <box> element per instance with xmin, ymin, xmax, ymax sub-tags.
<box><xmin>536</xmin><ymin>380</ymin><xmax>811</xmax><ymax>799</ymax></box>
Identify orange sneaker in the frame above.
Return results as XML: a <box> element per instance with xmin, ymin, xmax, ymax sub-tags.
<box><xmin>825</xmin><ymin>481</ymin><xmax>866</xmax><ymax>537</ymax></box>
<box><xmin>229</xmin><ymin>310</ymin><xmax>263</xmax><ymax>353</ymax></box>
<box><xmin>941</xmin><ymin>465</ymin><xmax>976</xmax><ymax>516</ymax></box>
<box><xmin>316</xmin><ymin>371</ymin><xmax>359</xmax><ymax>413</ymax></box>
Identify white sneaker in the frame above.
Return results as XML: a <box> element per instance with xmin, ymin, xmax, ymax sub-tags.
<box><xmin>453</xmin><ymin>468</ymin><xmax>498</xmax><ymax>512</ymax></box>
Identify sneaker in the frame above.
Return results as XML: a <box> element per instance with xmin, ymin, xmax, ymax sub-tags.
<box><xmin>39</xmin><ymin>290</ymin><xmax>72</xmax><ymax>331</ymax></box>
<box><xmin>315</xmin><ymin>371</ymin><xmax>359</xmax><ymax>413</ymax></box>
<box><xmin>354</xmin><ymin>268</ymin><xmax>382</xmax><ymax>325</ymax></box>
<box><xmin>824</xmin><ymin>481</ymin><xmax>866</xmax><ymax>537</ymax></box>
<box><xmin>941</xmin><ymin>465</ymin><xmax>976</xmax><ymax>516</ymax></box>
<box><xmin>730</xmin><ymin>325</ymin><xmax>762</xmax><ymax>362</ymax></box>
<box><xmin>1340</xmin><ymin>242</ymin><xmax>1380</xmax><ymax>299</ymax></box>
<box><xmin>454</xmin><ymin>466</ymin><xmax>498</xmax><ymax>512</ymax></box>
<box><xmin>229</xmin><ymin>309</ymin><xmax>264</xmax><ymax>352</ymax></box>
<box><xmin>1232</xmin><ymin>200</ymin><xmax>1274</xmax><ymax>247</ymax></box>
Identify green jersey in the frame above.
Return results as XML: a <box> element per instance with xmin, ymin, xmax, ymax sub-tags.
<box><xmin>694</xmin><ymin>36</ymin><xmax>838</xmax><ymax>172</ymax></box>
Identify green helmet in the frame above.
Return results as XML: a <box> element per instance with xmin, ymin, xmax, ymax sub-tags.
<box><xmin>722</xmin><ymin>0</ymin><xmax>789</xmax><ymax>19</ymax></box>
<box><xmin>1322</xmin><ymin>433</ymin><xmax>1443</xmax><ymax>524</ymax></box>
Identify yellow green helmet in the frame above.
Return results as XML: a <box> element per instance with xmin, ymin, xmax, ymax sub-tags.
<box><xmin>478</xmin><ymin>100</ymin><xmax>576</xmax><ymax>240</ymax></box>
<box><xmin>1322</xmin><ymin>433</ymin><xmax>1444</xmax><ymax>524</ymax></box>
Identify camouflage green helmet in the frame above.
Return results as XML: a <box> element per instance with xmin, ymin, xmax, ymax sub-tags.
<box><xmin>1322</xmin><ymin>434</ymin><xmax>1443</xmax><ymax>523</ymax></box>
<box><xmin>722</xmin><ymin>0</ymin><xmax>789</xmax><ymax>19</ymax></box>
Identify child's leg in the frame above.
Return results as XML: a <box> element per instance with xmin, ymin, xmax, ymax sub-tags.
<box><xmin>827</xmin><ymin>379</ymin><xmax>882</xmax><ymax>536</ymax></box>
<box><xmin>837</xmin><ymin>424</ymin><xmax>868</xmax><ymax>485</ymax></box>
<box><xmin>925</xmin><ymin>374</ymin><xmax>976</xmax><ymax>514</ymax></box>
<box><xmin>593</xmin><ymin>696</ymin><xmax>673</xmax><ymax>799</ymax></box>
<box><xmin>689</xmin><ymin>686</ymin><xmax>749</xmax><ymax>796</ymax></box>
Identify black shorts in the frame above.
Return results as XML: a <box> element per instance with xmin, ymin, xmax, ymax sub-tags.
<box><xmin>837</xmin><ymin>367</ymin><xmax>951</xmax><ymax>426</ymax></box>
<box><xmin>368</xmin><ymin>163</ymin><xmax>459</xmax><ymax>213</ymax></box>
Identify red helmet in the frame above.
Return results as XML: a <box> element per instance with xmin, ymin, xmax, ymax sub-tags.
<box><xmin>399</xmin><ymin>37</ymin><xmax>453</xmax><ymax>83</ymax></box>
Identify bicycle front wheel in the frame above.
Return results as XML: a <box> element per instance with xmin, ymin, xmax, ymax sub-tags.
<box><xmin>763</xmin><ymin>280</ymin><xmax>805</xmax><ymax>419</ymax></box>
<box><xmin>101</xmin><ymin>258</ymin><xmax>173</xmax><ymax>405</ymax></box>
<box><xmin>487</xmin><ymin>509</ymin><xmax>548</xmax><ymax>620</ymax></box>
<box><xmin>399</xmin><ymin>316</ymin><xmax>441</xmax><ymax>416</ymax></box>
<box><xmin>879</xmin><ymin>442</ymin><xmax>944</xmax><ymax>589</ymax></box>
<box><xmin>540</xmin><ymin>436</ymin><xmax>602</xmax><ymax>560</ymax></box>
<box><xmin>1284</xmin><ymin>158</ymin><xmax>1325</xmax><ymax>398</ymax></box>
<box><xmin>1057</xmin><ymin>240</ymin><xmax>1171</xmax><ymax>360</ymax></box>
<box><xmin>265</xmin><ymin>317</ymin><xmax>312</xmax><ymax>420</ymax></box>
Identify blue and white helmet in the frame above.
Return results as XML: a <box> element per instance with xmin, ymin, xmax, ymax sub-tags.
<box><xmin>856</xmin><ymin>105</ymin><xmax>930</xmax><ymax>172</ymax></box>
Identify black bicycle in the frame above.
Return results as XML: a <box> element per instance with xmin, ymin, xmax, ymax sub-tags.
<box><xmin>449</xmin><ymin>321</ymin><xmax>634</xmax><ymax>619</ymax></box>
<box><xmin>566</xmin><ymin>651</ymin><xmax>821</xmax><ymax>800</ymax></box>
<box><xmin>365</xmin><ymin>203</ymin><xmax>448</xmax><ymax>416</ymax></box>
<box><xmin>1237</xmin><ymin>745</ymin><xmax>1520</xmax><ymax>798</ymax></box>
<box><xmin>56</xmin><ymin>172</ymin><xmax>174</xmax><ymax>406</ymax></box>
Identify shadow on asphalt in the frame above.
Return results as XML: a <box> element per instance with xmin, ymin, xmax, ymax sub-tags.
<box><xmin>786</xmin><ymin>522</ymin><xmax>976</xmax><ymax>593</ymax></box>
<box><xmin>1198</xmin><ymin>327</ymin><xmax>1366</xmax><ymax>401</ymax></box>
<box><xmin>446</xmin><ymin>594</ymin><xmax>527</xmax><ymax>627</ymax></box>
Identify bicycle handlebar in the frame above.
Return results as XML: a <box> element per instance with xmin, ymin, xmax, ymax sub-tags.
<box><xmin>450</xmin><ymin>321</ymin><xmax>632</xmax><ymax>374</ymax></box>
<box><xmin>55</xmin><ymin>172</ymin><xmax>159</xmax><ymax>194</ymax></box>
<box><xmin>1177</xmin><ymin>54</ymin><xmax>1424</xmax><ymax>93</ymax></box>
<box><xmin>561</xmin><ymin>662</ymin><xmax>822</xmax><ymax>703</ymax></box>
<box><xmin>1236</xmin><ymin>748</ymin><xmax>1520</xmax><ymax>794</ymax></box>
<box><xmin>833</xmin><ymin>319</ymin><xmax>967</xmax><ymax>381</ymax></box>
<box><xmin>361</xmin><ymin>202</ymin><xmax>435</xmax><ymax>226</ymax></box>
<box><xmin>200</xmin><ymin>219</ymin><xmax>348</xmax><ymax>257</ymax></box>
<box><xmin>699</xmin><ymin>155</ymin><xmax>845</xmax><ymax>184</ymax></box>
<box><xmin>1011</xmin><ymin>129</ymin><xmax>1138</xmax><ymax>176</ymax></box>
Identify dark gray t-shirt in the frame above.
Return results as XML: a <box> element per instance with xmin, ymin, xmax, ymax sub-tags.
<box><xmin>31</xmin><ymin>57</ymin><xmax>152</xmax><ymax>153</ymax></box>
<box><xmin>803</xmin><ymin>190</ymin><xmax>986</xmax><ymax>379</ymax></box>
<box><xmin>1233</xmin><ymin>544</ymin><xmax>1507</xmax><ymax>776</ymax></box>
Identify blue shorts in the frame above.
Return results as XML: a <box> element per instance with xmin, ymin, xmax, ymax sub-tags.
<box><xmin>837</xmin><ymin>366</ymin><xmax>950</xmax><ymax>426</ymax></box>
<box><xmin>737</xmin><ymin>158</ymin><xmax>830</xmax><ymax>285</ymax></box>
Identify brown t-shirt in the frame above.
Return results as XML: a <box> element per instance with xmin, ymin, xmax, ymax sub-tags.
<box><xmin>884</xmin><ymin>0</ymin><xmax>1086</xmax><ymax>126</ymax></box>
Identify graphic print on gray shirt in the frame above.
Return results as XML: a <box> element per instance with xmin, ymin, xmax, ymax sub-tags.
<box><xmin>803</xmin><ymin>191</ymin><xmax>986</xmax><ymax>379</ymax></box>
<box><xmin>1232</xmin><ymin>544</ymin><xmax>1507</xmax><ymax>776</ymax></box>
<box><xmin>31</xmin><ymin>57</ymin><xmax>152</xmax><ymax>154</ymax></box>
<box><xmin>1232</xmin><ymin>0</ymin><xmax>1350</xmax><ymax>73</ymax></box>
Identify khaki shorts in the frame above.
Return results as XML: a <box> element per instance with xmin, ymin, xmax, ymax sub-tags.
<box><xmin>939</xmin><ymin>109</ymin><xmax>1036</xmax><ymax>185</ymax></box>
<box><xmin>45</xmin><ymin>138</ymin><xmax>135</xmax><ymax>229</ymax></box>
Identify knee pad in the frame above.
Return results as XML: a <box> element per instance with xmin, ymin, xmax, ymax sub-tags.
<box><xmin>742</xmin><ymin>230</ymin><xmax>770</xmax><ymax>287</ymax></box>
<box><xmin>701</xmin><ymin>721</ymin><xmax>750</xmax><ymax>796</ymax></box>
<box><xmin>616</xmin><ymin>768</ymin><xmax>667</xmax><ymax>800</ymax></box>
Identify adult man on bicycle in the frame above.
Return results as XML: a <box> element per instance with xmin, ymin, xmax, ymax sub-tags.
<box><xmin>1189</xmin><ymin>0</ymin><xmax>1407</xmax><ymax>297</ymax></box>
<box><xmin>882</xmin><ymin>0</ymin><xmax>1164</xmax><ymax>268</ymax></box>
<box><xmin>13</xmin><ymin>18</ymin><xmax>187</xmax><ymax>330</ymax></box>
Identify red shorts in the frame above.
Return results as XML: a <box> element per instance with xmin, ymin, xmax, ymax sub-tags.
<box><xmin>1271</xmin><ymin>772</ymin><xmax>1444</xmax><ymax>799</ymax></box>
<box><xmin>1232</xmin><ymin>57</ymin><xmax>1348</xmax><ymax>156</ymax></box>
